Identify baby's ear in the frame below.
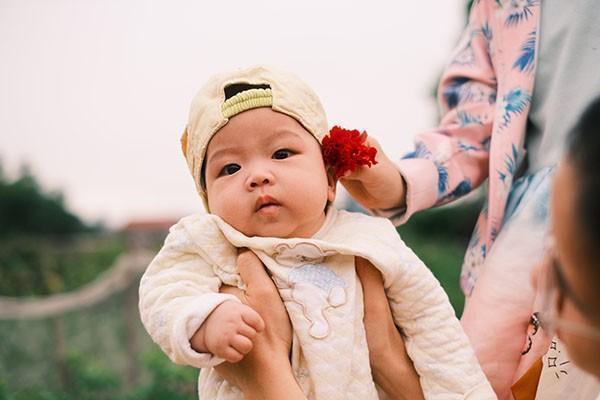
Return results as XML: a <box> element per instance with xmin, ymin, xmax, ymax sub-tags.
<box><xmin>327</xmin><ymin>169</ymin><xmax>337</xmax><ymax>202</ymax></box>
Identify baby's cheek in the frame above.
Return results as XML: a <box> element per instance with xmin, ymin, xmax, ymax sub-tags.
<box><xmin>220</xmin><ymin>205</ymin><xmax>246</xmax><ymax>227</ymax></box>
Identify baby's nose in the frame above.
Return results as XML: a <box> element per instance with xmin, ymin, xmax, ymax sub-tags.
<box><xmin>250</xmin><ymin>176</ymin><xmax>270</xmax><ymax>187</ymax></box>
<box><xmin>246</xmin><ymin>169</ymin><xmax>274</xmax><ymax>189</ymax></box>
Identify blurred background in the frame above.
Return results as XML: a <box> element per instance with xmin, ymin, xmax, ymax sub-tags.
<box><xmin>0</xmin><ymin>1</ymin><xmax>481</xmax><ymax>399</ymax></box>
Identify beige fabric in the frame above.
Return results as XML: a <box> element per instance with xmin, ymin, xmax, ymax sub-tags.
<box><xmin>533</xmin><ymin>338</ymin><xmax>600</xmax><ymax>400</ymax></box>
<box><xmin>139</xmin><ymin>208</ymin><xmax>495</xmax><ymax>399</ymax></box>
<box><xmin>181</xmin><ymin>65</ymin><xmax>328</xmax><ymax>208</ymax></box>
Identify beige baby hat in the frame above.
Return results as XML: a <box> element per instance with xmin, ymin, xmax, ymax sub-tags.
<box><xmin>180</xmin><ymin>65</ymin><xmax>328</xmax><ymax>210</ymax></box>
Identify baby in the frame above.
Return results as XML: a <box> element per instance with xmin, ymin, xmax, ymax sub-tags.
<box><xmin>139</xmin><ymin>65</ymin><xmax>494</xmax><ymax>399</ymax></box>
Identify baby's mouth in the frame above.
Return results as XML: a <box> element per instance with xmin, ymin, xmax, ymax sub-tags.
<box><xmin>255</xmin><ymin>195</ymin><xmax>281</xmax><ymax>213</ymax></box>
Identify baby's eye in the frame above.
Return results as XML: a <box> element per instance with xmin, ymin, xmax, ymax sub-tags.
<box><xmin>273</xmin><ymin>149</ymin><xmax>294</xmax><ymax>160</ymax></box>
<box><xmin>220</xmin><ymin>163</ymin><xmax>241</xmax><ymax>176</ymax></box>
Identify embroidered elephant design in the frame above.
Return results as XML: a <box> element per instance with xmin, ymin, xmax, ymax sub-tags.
<box><xmin>274</xmin><ymin>263</ymin><xmax>347</xmax><ymax>339</ymax></box>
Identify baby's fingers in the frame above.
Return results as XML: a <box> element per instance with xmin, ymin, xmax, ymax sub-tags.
<box><xmin>221</xmin><ymin>346</ymin><xmax>244</xmax><ymax>364</ymax></box>
<box><xmin>231</xmin><ymin>334</ymin><xmax>254</xmax><ymax>355</ymax></box>
<box><xmin>237</xmin><ymin>322</ymin><xmax>258</xmax><ymax>342</ymax></box>
<box><xmin>240</xmin><ymin>305</ymin><xmax>265</xmax><ymax>333</ymax></box>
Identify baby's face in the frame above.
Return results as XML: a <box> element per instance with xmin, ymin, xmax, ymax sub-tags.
<box><xmin>205</xmin><ymin>107</ymin><xmax>335</xmax><ymax>238</ymax></box>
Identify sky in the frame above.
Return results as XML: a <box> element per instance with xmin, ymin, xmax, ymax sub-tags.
<box><xmin>0</xmin><ymin>0</ymin><xmax>464</xmax><ymax>228</ymax></box>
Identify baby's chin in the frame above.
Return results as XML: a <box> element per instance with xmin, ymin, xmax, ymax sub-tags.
<box><xmin>239</xmin><ymin>227</ymin><xmax>309</xmax><ymax>239</ymax></box>
<box><xmin>231</xmin><ymin>221</ymin><xmax>320</xmax><ymax>240</ymax></box>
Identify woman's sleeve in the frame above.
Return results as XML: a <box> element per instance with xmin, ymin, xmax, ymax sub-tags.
<box><xmin>138</xmin><ymin>219</ymin><xmax>240</xmax><ymax>369</ymax></box>
<box><xmin>374</xmin><ymin>0</ymin><xmax>497</xmax><ymax>225</ymax></box>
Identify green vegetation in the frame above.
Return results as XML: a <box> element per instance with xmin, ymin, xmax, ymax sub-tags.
<box><xmin>399</xmin><ymin>195</ymin><xmax>483</xmax><ymax>316</ymax></box>
<box><xmin>0</xmin><ymin>168</ymin><xmax>123</xmax><ymax>297</ymax></box>
<box><xmin>0</xmin><ymin>165</ymin><xmax>197</xmax><ymax>399</ymax></box>
<box><xmin>0</xmin><ymin>166</ymin><xmax>95</xmax><ymax>238</ymax></box>
<box><xmin>0</xmin><ymin>349</ymin><xmax>197</xmax><ymax>400</ymax></box>
<box><xmin>0</xmin><ymin>235</ymin><xmax>124</xmax><ymax>297</ymax></box>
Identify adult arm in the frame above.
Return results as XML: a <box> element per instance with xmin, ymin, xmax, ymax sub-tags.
<box><xmin>216</xmin><ymin>251</ymin><xmax>426</xmax><ymax>400</ymax></box>
<box><xmin>356</xmin><ymin>257</ymin><xmax>424</xmax><ymax>400</ymax></box>
<box><xmin>343</xmin><ymin>0</ymin><xmax>496</xmax><ymax>225</ymax></box>
<box><xmin>215</xmin><ymin>250</ymin><xmax>306</xmax><ymax>400</ymax></box>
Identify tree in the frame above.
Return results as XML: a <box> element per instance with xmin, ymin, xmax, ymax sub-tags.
<box><xmin>0</xmin><ymin>165</ymin><xmax>89</xmax><ymax>237</ymax></box>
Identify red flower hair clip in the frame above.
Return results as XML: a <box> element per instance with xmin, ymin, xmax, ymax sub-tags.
<box><xmin>322</xmin><ymin>126</ymin><xmax>378</xmax><ymax>178</ymax></box>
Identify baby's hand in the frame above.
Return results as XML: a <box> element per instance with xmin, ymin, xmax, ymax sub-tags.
<box><xmin>190</xmin><ymin>300</ymin><xmax>264</xmax><ymax>363</ymax></box>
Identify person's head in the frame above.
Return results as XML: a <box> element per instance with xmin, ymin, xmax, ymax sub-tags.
<box><xmin>538</xmin><ymin>96</ymin><xmax>600</xmax><ymax>377</ymax></box>
<box><xmin>181</xmin><ymin>66</ymin><xmax>336</xmax><ymax>238</ymax></box>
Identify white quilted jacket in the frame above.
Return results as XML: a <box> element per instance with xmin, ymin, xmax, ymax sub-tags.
<box><xmin>139</xmin><ymin>208</ymin><xmax>495</xmax><ymax>399</ymax></box>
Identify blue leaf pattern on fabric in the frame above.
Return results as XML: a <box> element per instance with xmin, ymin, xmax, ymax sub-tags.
<box><xmin>481</xmin><ymin>22</ymin><xmax>493</xmax><ymax>43</ymax></box>
<box><xmin>503</xmin><ymin>173</ymin><xmax>533</xmax><ymax>223</ymax></box>
<box><xmin>480</xmin><ymin>137</ymin><xmax>491</xmax><ymax>151</ymax></box>
<box><xmin>505</xmin><ymin>0</ymin><xmax>538</xmax><ymax>26</ymax></box>
<box><xmin>490</xmin><ymin>225</ymin><xmax>499</xmax><ymax>242</ymax></box>
<box><xmin>443</xmin><ymin>77</ymin><xmax>470</xmax><ymax>109</ymax></box>
<box><xmin>458</xmin><ymin>111</ymin><xmax>483</xmax><ymax>127</ymax></box>
<box><xmin>401</xmin><ymin>141</ymin><xmax>430</xmax><ymax>160</ymax></box>
<box><xmin>513</xmin><ymin>30</ymin><xmax>536</xmax><ymax>73</ymax></box>
<box><xmin>480</xmin><ymin>22</ymin><xmax>493</xmax><ymax>58</ymax></box>
<box><xmin>500</xmin><ymin>88</ymin><xmax>531</xmax><ymax>127</ymax></box>
<box><xmin>402</xmin><ymin>141</ymin><xmax>450</xmax><ymax>198</ymax></box>
<box><xmin>441</xmin><ymin>179</ymin><xmax>472</xmax><ymax>202</ymax></box>
<box><xmin>458</xmin><ymin>141</ymin><xmax>480</xmax><ymax>152</ymax></box>
<box><xmin>437</xmin><ymin>164</ymin><xmax>449</xmax><ymax>195</ymax></box>
<box><xmin>498</xmin><ymin>143</ymin><xmax>519</xmax><ymax>183</ymax></box>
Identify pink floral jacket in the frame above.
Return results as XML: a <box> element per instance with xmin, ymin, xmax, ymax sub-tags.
<box><xmin>387</xmin><ymin>0</ymin><xmax>541</xmax><ymax>295</ymax></box>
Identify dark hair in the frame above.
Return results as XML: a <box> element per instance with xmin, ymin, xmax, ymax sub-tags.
<box><xmin>567</xmin><ymin>96</ymin><xmax>600</xmax><ymax>247</ymax></box>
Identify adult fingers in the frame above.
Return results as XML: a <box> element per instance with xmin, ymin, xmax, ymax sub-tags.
<box><xmin>236</xmin><ymin>249</ymin><xmax>279</xmax><ymax>301</ymax></box>
<box><xmin>236</xmin><ymin>248</ymin><xmax>292</xmax><ymax>351</ymax></box>
<box><xmin>364</xmin><ymin>135</ymin><xmax>382</xmax><ymax>151</ymax></box>
<box><xmin>236</xmin><ymin>249</ymin><xmax>268</xmax><ymax>283</ymax></box>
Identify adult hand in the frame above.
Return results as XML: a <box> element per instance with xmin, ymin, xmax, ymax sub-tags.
<box><xmin>215</xmin><ymin>249</ymin><xmax>305</xmax><ymax>400</ymax></box>
<box><xmin>340</xmin><ymin>136</ymin><xmax>407</xmax><ymax>210</ymax></box>
<box><xmin>356</xmin><ymin>257</ymin><xmax>424</xmax><ymax>400</ymax></box>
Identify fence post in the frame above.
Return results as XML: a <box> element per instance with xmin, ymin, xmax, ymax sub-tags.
<box><xmin>123</xmin><ymin>281</ymin><xmax>140</xmax><ymax>389</ymax></box>
<box><xmin>52</xmin><ymin>315</ymin><xmax>68</xmax><ymax>390</ymax></box>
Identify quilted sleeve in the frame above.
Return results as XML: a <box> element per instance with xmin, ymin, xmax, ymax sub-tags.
<box><xmin>373</xmin><ymin>0</ymin><xmax>497</xmax><ymax>225</ymax></box>
<box><xmin>384</xmin><ymin>242</ymin><xmax>496</xmax><ymax>399</ymax></box>
<box><xmin>138</xmin><ymin>219</ymin><xmax>240</xmax><ymax>369</ymax></box>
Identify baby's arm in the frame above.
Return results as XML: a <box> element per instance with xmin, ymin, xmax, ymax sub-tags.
<box><xmin>190</xmin><ymin>300</ymin><xmax>264</xmax><ymax>363</ymax></box>
<box><xmin>383</xmin><ymin>242</ymin><xmax>496</xmax><ymax>399</ymax></box>
<box><xmin>139</xmin><ymin>216</ymin><xmax>242</xmax><ymax>368</ymax></box>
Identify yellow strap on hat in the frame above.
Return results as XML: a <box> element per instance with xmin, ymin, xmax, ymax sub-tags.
<box><xmin>221</xmin><ymin>88</ymin><xmax>273</xmax><ymax>118</ymax></box>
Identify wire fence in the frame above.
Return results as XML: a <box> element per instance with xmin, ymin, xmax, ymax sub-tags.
<box><xmin>0</xmin><ymin>248</ymin><xmax>198</xmax><ymax>399</ymax></box>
